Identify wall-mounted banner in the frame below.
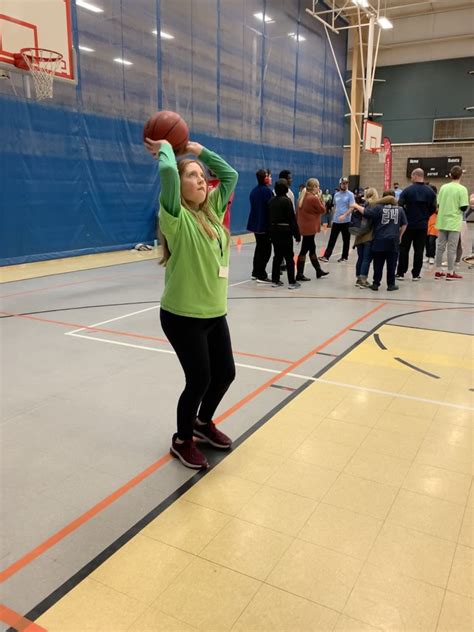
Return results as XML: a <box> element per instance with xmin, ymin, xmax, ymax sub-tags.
<box><xmin>383</xmin><ymin>137</ymin><xmax>392</xmax><ymax>192</ymax></box>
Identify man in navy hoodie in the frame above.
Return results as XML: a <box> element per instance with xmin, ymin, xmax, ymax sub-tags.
<box><xmin>358</xmin><ymin>190</ymin><xmax>407</xmax><ymax>291</ymax></box>
<box><xmin>247</xmin><ymin>169</ymin><xmax>274</xmax><ymax>282</ymax></box>
<box><xmin>396</xmin><ymin>168</ymin><xmax>436</xmax><ymax>280</ymax></box>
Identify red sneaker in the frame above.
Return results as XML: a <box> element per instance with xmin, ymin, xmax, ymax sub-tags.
<box><xmin>193</xmin><ymin>420</ymin><xmax>232</xmax><ymax>449</ymax></box>
<box><xmin>170</xmin><ymin>435</ymin><xmax>209</xmax><ymax>469</ymax></box>
<box><xmin>446</xmin><ymin>272</ymin><xmax>463</xmax><ymax>280</ymax></box>
<box><xmin>435</xmin><ymin>271</ymin><xmax>446</xmax><ymax>279</ymax></box>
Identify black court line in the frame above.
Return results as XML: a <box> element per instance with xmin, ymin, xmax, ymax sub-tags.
<box><xmin>11</xmin><ymin>305</ymin><xmax>474</xmax><ymax>627</ymax></box>
<box><xmin>1</xmin><ymin>295</ymin><xmax>474</xmax><ymax>321</ymax></box>
<box><xmin>350</xmin><ymin>328</ymin><xmax>370</xmax><ymax>333</ymax></box>
<box><xmin>270</xmin><ymin>384</ymin><xmax>296</xmax><ymax>392</ymax></box>
<box><xmin>317</xmin><ymin>351</ymin><xmax>339</xmax><ymax>357</ymax></box>
<box><xmin>373</xmin><ymin>333</ymin><xmax>387</xmax><ymax>350</ymax></box>
<box><xmin>394</xmin><ymin>357</ymin><xmax>441</xmax><ymax>379</ymax></box>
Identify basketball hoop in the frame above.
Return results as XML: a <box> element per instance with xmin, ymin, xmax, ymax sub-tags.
<box><xmin>14</xmin><ymin>48</ymin><xmax>63</xmax><ymax>100</ymax></box>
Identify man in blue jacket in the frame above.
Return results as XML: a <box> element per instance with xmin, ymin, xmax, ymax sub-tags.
<box><xmin>396</xmin><ymin>168</ymin><xmax>436</xmax><ymax>280</ymax></box>
<box><xmin>247</xmin><ymin>169</ymin><xmax>274</xmax><ymax>282</ymax></box>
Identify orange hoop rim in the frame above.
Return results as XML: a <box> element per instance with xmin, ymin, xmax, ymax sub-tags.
<box><xmin>20</xmin><ymin>47</ymin><xmax>63</xmax><ymax>64</ymax></box>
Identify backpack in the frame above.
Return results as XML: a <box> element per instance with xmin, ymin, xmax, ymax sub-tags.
<box><xmin>349</xmin><ymin>210</ymin><xmax>372</xmax><ymax>236</ymax></box>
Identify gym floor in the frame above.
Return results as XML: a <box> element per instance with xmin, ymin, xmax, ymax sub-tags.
<box><xmin>1</xmin><ymin>235</ymin><xmax>473</xmax><ymax>631</ymax></box>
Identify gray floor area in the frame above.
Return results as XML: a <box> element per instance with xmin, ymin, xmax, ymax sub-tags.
<box><xmin>1</xmin><ymin>238</ymin><xmax>473</xmax><ymax>618</ymax></box>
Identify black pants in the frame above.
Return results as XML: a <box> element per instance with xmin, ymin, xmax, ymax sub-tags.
<box><xmin>252</xmin><ymin>232</ymin><xmax>272</xmax><ymax>280</ymax></box>
<box><xmin>324</xmin><ymin>223</ymin><xmax>350</xmax><ymax>260</ymax></box>
<box><xmin>160</xmin><ymin>309</ymin><xmax>236</xmax><ymax>441</ymax></box>
<box><xmin>397</xmin><ymin>227</ymin><xmax>426</xmax><ymax>277</ymax></box>
<box><xmin>425</xmin><ymin>235</ymin><xmax>437</xmax><ymax>258</ymax></box>
<box><xmin>271</xmin><ymin>232</ymin><xmax>295</xmax><ymax>284</ymax></box>
<box><xmin>299</xmin><ymin>234</ymin><xmax>317</xmax><ymax>258</ymax></box>
<box><xmin>372</xmin><ymin>251</ymin><xmax>399</xmax><ymax>287</ymax></box>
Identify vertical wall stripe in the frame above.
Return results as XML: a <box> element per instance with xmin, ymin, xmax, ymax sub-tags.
<box><xmin>259</xmin><ymin>0</ymin><xmax>266</xmax><ymax>141</ymax></box>
<box><xmin>292</xmin><ymin>0</ymin><xmax>301</xmax><ymax>143</ymax></box>
<box><xmin>216</xmin><ymin>0</ymin><xmax>221</xmax><ymax>132</ymax></box>
<box><xmin>156</xmin><ymin>0</ymin><xmax>163</xmax><ymax>109</ymax></box>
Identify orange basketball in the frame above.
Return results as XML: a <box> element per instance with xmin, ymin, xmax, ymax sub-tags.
<box><xmin>143</xmin><ymin>111</ymin><xmax>189</xmax><ymax>153</ymax></box>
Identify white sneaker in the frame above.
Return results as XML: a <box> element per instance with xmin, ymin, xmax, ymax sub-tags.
<box><xmin>428</xmin><ymin>258</ymin><xmax>434</xmax><ymax>265</ymax></box>
<box><xmin>423</xmin><ymin>257</ymin><xmax>429</xmax><ymax>263</ymax></box>
<box><xmin>441</xmin><ymin>262</ymin><xmax>447</xmax><ymax>267</ymax></box>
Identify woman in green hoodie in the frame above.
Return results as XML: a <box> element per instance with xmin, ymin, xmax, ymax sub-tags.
<box><xmin>145</xmin><ymin>137</ymin><xmax>238</xmax><ymax>470</ymax></box>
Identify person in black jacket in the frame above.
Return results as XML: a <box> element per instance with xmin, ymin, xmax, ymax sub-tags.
<box><xmin>268</xmin><ymin>179</ymin><xmax>301</xmax><ymax>289</ymax></box>
<box><xmin>247</xmin><ymin>169</ymin><xmax>274</xmax><ymax>282</ymax></box>
<box><xmin>396</xmin><ymin>168</ymin><xmax>436</xmax><ymax>280</ymax></box>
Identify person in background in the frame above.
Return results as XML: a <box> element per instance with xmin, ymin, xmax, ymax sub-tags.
<box><xmin>268</xmin><ymin>179</ymin><xmax>301</xmax><ymax>289</ymax></box>
<box><xmin>145</xmin><ymin>137</ymin><xmax>238</xmax><ymax>470</ymax></box>
<box><xmin>247</xmin><ymin>169</ymin><xmax>273</xmax><ymax>283</ymax></box>
<box><xmin>349</xmin><ymin>187</ymin><xmax>379</xmax><ymax>288</ymax></box>
<box><xmin>296</xmin><ymin>178</ymin><xmax>329</xmax><ymax>281</ymax></box>
<box><xmin>435</xmin><ymin>165</ymin><xmax>469</xmax><ymax>281</ymax></box>
<box><xmin>396</xmin><ymin>168</ymin><xmax>436</xmax><ymax>281</ymax></box>
<box><xmin>279</xmin><ymin>170</ymin><xmax>295</xmax><ymax>209</ymax></box>
<box><xmin>424</xmin><ymin>185</ymin><xmax>438</xmax><ymax>265</ymax></box>
<box><xmin>319</xmin><ymin>176</ymin><xmax>355</xmax><ymax>263</ymax></box>
<box><xmin>393</xmin><ymin>182</ymin><xmax>403</xmax><ymax>200</ymax></box>
<box><xmin>322</xmin><ymin>188</ymin><xmax>333</xmax><ymax>227</ymax></box>
<box><xmin>358</xmin><ymin>189</ymin><xmax>407</xmax><ymax>291</ymax></box>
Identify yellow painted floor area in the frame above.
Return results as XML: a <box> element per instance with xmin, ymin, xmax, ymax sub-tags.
<box><xmin>37</xmin><ymin>325</ymin><xmax>473</xmax><ymax>631</ymax></box>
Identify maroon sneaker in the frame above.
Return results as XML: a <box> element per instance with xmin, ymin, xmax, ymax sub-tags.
<box><xmin>446</xmin><ymin>272</ymin><xmax>463</xmax><ymax>280</ymax></box>
<box><xmin>435</xmin><ymin>271</ymin><xmax>446</xmax><ymax>279</ymax></box>
<box><xmin>193</xmin><ymin>420</ymin><xmax>232</xmax><ymax>449</ymax></box>
<box><xmin>170</xmin><ymin>434</ymin><xmax>209</xmax><ymax>469</ymax></box>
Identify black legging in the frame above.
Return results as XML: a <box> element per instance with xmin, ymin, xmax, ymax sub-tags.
<box><xmin>299</xmin><ymin>234</ymin><xmax>317</xmax><ymax>258</ymax></box>
<box><xmin>160</xmin><ymin>309</ymin><xmax>236</xmax><ymax>440</ymax></box>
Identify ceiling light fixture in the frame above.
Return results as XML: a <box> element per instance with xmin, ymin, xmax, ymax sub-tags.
<box><xmin>352</xmin><ymin>0</ymin><xmax>370</xmax><ymax>8</ymax></box>
<box><xmin>78</xmin><ymin>45</ymin><xmax>95</xmax><ymax>52</ymax></box>
<box><xmin>114</xmin><ymin>57</ymin><xmax>133</xmax><ymax>66</ymax></box>
<box><xmin>253</xmin><ymin>12</ymin><xmax>275</xmax><ymax>24</ymax></box>
<box><xmin>76</xmin><ymin>1</ymin><xmax>104</xmax><ymax>13</ymax></box>
<box><xmin>288</xmin><ymin>33</ymin><xmax>306</xmax><ymax>42</ymax></box>
<box><xmin>377</xmin><ymin>16</ymin><xmax>393</xmax><ymax>29</ymax></box>
<box><xmin>152</xmin><ymin>30</ymin><xmax>175</xmax><ymax>39</ymax></box>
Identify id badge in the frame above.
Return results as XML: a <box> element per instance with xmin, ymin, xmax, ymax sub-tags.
<box><xmin>218</xmin><ymin>266</ymin><xmax>229</xmax><ymax>278</ymax></box>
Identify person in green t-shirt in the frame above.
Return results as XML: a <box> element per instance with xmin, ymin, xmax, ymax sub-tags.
<box><xmin>145</xmin><ymin>137</ymin><xmax>238</xmax><ymax>469</ymax></box>
<box><xmin>435</xmin><ymin>166</ymin><xmax>469</xmax><ymax>280</ymax></box>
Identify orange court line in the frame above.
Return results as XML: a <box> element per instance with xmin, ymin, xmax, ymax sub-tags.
<box><xmin>0</xmin><ymin>271</ymin><xmax>127</xmax><ymax>299</ymax></box>
<box><xmin>0</xmin><ymin>605</ymin><xmax>47</xmax><ymax>631</ymax></box>
<box><xmin>0</xmin><ymin>454</ymin><xmax>171</xmax><ymax>584</ymax></box>
<box><xmin>0</xmin><ymin>302</ymin><xmax>385</xmax><ymax>583</ymax></box>
<box><xmin>0</xmin><ymin>311</ymin><xmax>292</xmax><ymax>365</ymax></box>
<box><xmin>214</xmin><ymin>302</ymin><xmax>387</xmax><ymax>422</ymax></box>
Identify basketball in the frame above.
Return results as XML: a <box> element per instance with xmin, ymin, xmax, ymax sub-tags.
<box><xmin>143</xmin><ymin>111</ymin><xmax>189</xmax><ymax>153</ymax></box>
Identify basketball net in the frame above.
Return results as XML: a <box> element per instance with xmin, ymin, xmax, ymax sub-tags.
<box><xmin>20</xmin><ymin>48</ymin><xmax>63</xmax><ymax>100</ymax></box>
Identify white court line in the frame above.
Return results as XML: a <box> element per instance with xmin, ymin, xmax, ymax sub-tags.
<box><xmin>67</xmin><ymin>332</ymin><xmax>474</xmax><ymax>412</ymax></box>
<box><xmin>66</xmin><ymin>305</ymin><xmax>160</xmax><ymax>335</ymax></box>
<box><xmin>65</xmin><ymin>278</ymin><xmax>251</xmax><ymax>335</ymax></box>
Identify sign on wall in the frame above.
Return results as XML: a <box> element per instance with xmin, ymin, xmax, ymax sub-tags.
<box><xmin>406</xmin><ymin>156</ymin><xmax>462</xmax><ymax>178</ymax></box>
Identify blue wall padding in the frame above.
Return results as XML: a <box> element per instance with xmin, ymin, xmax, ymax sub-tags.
<box><xmin>0</xmin><ymin>0</ymin><xmax>347</xmax><ymax>265</ymax></box>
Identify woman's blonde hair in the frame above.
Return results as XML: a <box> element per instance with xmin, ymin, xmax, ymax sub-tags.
<box><xmin>298</xmin><ymin>178</ymin><xmax>320</xmax><ymax>208</ymax></box>
<box><xmin>159</xmin><ymin>159</ymin><xmax>223</xmax><ymax>265</ymax></box>
<box><xmin>365</xmin><ymin>187</ymin><xmax>379</xmax><ymax>205</ymax></box>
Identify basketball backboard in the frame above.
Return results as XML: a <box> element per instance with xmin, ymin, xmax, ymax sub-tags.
<box><xmin>0</xmin><ymin>0</ymin><xmax>75</xmax><ymax>82</ymax></box>
<box><xmin>364</xmin><ymin>120</ymin><xmax>382</xmax><ymax>153</ymax></box>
